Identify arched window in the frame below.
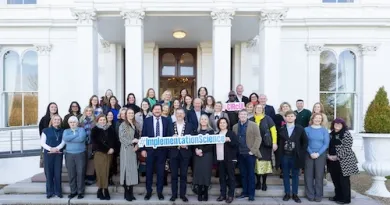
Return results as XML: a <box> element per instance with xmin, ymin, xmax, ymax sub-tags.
<box><xmin>3</xmin><ymin>50</ymin><xmax>38</xmax><ymax>127</ymax></box>
<box><xmin>320</xmin><ymin>50</ymin><xmax>356</xmax><ymax>129</ymax></box>
<box><xmin>179</xmin><ymin>53</ymin><xmax>194</xmax><ymax>76</ymax></box>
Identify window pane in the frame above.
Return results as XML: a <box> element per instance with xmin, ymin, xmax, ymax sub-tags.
<box><xmin>24</xmin><ymin>0</ymin><xmax>37</xmax><ymax>4</ymax></box>
<box><xmin>320</xmin><ymin>93</ymin><xmax>335</xmax><ymax>123</ymax></box>
<box><xmin>179</xmin><ymin>53</ymin><xmax>194</xmax><ymax>76</ymax></box>
<box><xmin>338</xmin><ymin>0</ymin><xmax>354</xmax><ymax>2</ymax></box>
<box><xmin>24</xmin><ymin>92</ymin><xmax>38</xmax><ymax>126</ymax></box>
<box><xmin>161</xmin><ymin>53</ymin><xmax>176</xmax><ymax>76</ymax></box>
<box><xmin>320</xmin><ymin>51</ymin><xmax>337</xmax><ymax>92</ymax></box>
<box><xmin>7</xmin><ymin>0</ymin><xmax>23</xmax><ymax>4</ymax></box>
<box><xmin>336</xmin><ymin>94</ymin><xmax>355</xmax><ymax>129</ymax></box>
<box><xmin>338</xmin><ymin>50</ymin><xmax>355</xmax><ymax>92</ymax></box>
<box><xmin>5</xmin><ymin>93</ymin><xmax>23</xmax><ymax>127</ymax></box>
<box><xmin>3</xmin><ymin>51</ymin><xmax>21</xmax><ymax>92</ymax></box>
<box><xmin>22</xmin><ymin>51</ymin><xmax>38</xmax><ymax>91</ymax></box>
<box><xmin>323</xmin><ymin>0</ymin><xmax>336</xmax><ymax>2</ymax></box>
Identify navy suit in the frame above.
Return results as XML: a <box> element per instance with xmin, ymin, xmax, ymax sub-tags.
<box><xmin>186</xmin><ymin>110</ymin><xmax>207</xmax><ymax>132</ymax></box>
<box><xmin>169</xmin><ymin>122</ymin><xmax>194</xmax><ymax>197</ymax></box>
<box><xmin>141</xmin><ymin>116</ymin><xmax>174</xmax><ymax>194</ymax></box>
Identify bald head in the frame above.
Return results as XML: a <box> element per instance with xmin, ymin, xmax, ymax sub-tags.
<box><xmin>259</xmin><ymin>94</ymin><xmax>267</xmax><ymax>105</ymax></box>
<box><xmin>193</xmin><ymin>98</ymin><xmax>203</xmax><ymax>111</ymax></box>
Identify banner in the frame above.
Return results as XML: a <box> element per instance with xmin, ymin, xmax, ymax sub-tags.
<box><xmin>225</xmin><ymin>102</ymin><xmax>245</xmax><ymax>111</ymax></box>
<box><xmin>138</xmin><ymin>134</ymin><xmax>226</xmax><ymax>149</ymax></box>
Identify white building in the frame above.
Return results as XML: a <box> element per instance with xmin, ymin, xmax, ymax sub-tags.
<box><xmin>0</xmin><ymin>0</ymin><xmax>389</xmax><ymax>134</ymax></box>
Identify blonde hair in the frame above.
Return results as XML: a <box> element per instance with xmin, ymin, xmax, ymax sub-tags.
<box><xmin>254</xmin><ymin>104</ymin><xmax>265</xmax><ymax>115</ymax></box>
<box><xmin>197</xmin><ymin>114</ymin><xmax>213</xmax><ymax>132</ymax></box>
<box><xmin>145</xmin><ymin>88</ymin><xmax>156</xmax><ymax>99</ymax></box>
<box><xmin>118</xmin><ymin>107</ymin><xmax>128</xmax><ymax>120</ymax></box>
<box><xmin>79</xmin><ymin>106</ymin><xmax>95</xmax><ymax>123</ymax></box>
<box><xmin>312</xmin><ymin>102</ymin><xmax>325</xmax><ymax>114</ymax></box>
<box><xmin>309</xmin><ymin>113</ymin><xmax>324</xmax><ymax>125</ymax></box>
<box><xmin>49</xmin><ymin>114</ymin><xmax>62</xmax><ymax>128</ymax></box>
<box><xmin>161</xmin><ymin>90</ymin><xmax>172</xmax><ymax>101</ymax></box>
<box><xmin>278</xmin><ymin>102</ymin><xmax>292</xmax><ymax>114</ymax></box>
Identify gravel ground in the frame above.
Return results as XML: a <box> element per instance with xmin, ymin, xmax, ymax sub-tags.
<box><xmin>328</xmin><ymin>172</ymin><xmax>390</xmax><ymax>205</ymax></box>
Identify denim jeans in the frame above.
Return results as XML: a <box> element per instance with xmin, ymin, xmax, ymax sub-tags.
<box><xmin>281</xmin><ymin>155</ymin><xmax>299</xmax><ymax>195</ymax></box>
<box><xmin>238</xmin><ymin>154</ymin><xmax>256</xmax><ymax>198</ymax></box>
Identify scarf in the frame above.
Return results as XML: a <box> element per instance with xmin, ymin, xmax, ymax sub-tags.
<box><xmin>96</xmin><ymin>123</ymin><xmax>110</xmax><ymax>130</ymax></box>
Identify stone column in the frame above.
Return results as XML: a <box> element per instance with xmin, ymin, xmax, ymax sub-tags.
<box><xmin>99</xmin><ymin>39</ymin><xmax>118</xmax><ymax>96</ymax></box>
<box><xmin>72</xmin><ymin>9</ymin><xmax>98</xmax><ymax>101</ymax></box>
<box><xmin>258</xmin><ymin>9</ymin><xmax>287</xmax><ymax>106</ymax></box>
<box><xmin>305</xmin><ymin>44</ymin><xmax>323</xmax><ymax>108</ymax></box>
<box><xmin>211</xmin><ymin>9</ymin><xmax>234</xmax><ymax>101</ymax></box>
<box><xmin>35</xmin><ymin>44</ymin><xmax>52</xmax><ymax>120</ymax></box>
<box><xmin>121</xmin><ymin>10</ymin><xmax>145</xmax><ymax>105</ymax></box>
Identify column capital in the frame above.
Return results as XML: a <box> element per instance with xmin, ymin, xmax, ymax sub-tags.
<box><xmin>358</xmin><ymin>44</ymin><xmax>379</xmax><ymax>56</ymax></box>
<box><xmin>71</xmin><ymin>9</ymin><xmax>96</xmax><ymax>25</ymax></box>
<box><xmin>34</xmin><ymin>44</ymin><xmax>52</xmax><ymax>55</ymax></box>
<box><xmin>100</xmin><ymin>39</ymin><xmax>110</xmax><ymax>53</ymax></box>
<box><xmin>211</xmin><ymin>9</ymin><xmax>235</xmax><ymax>26</ymax></box>
<box><xmin>120</xmin><ymin>9</ymin><xmax>145</xmax><ymax>26</ymax></box>
<box><xmin>305</xmin><ymin>43</ymin><xmax>324</xmax><ymax>55</ymax></box>
<box><xmin>259</xmin><ymin>9</ymin><xmax>287</xmax><ymax>27</ymax></box>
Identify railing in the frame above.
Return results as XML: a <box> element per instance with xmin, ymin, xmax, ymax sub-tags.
<box><xmin>0</xmin><ymin>126</ymin><xmax>41</xmax><ymax>158</ymax></box>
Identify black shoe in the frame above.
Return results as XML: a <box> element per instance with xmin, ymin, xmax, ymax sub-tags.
<box><xmin>248</xmin><ymin>196</ymin><xmax>255</xmax><ymax>201</ymax></box>
<box><xmin>329</xmin><ymin>197</ymin><xmax>338</xmax><ymax>201</ymax></box>
<box><xmin>292</xmin><ymin>194</ymin><xmax>301</xmax><ymax>203</ymax></box>
<box><xmin>336</xmin><ymin>202</ymin><xmax>346</xmax><ymax>204</ymax></box>
<box><xmin>158</xmin><ymin>193</ymin><xmax>164</xmax><ymax>200</ymax></box>
<box><xmin>226</xmin><ymin>196</ymin><xmax>234</xmax><ymax>203</ymax></box>
<box><xmin>170</xmin><ymin>196</ymin><xmax>177</xmax><ymax>202</ymax></box>
<box><xmin>77</xmin><ymin>194</ymin><xmax>84</xmax><ymax>199</ymax></box>
<box><xmin>197</xmin><ymin>186</ymin><xmax>203</xmax><ymax>201</ymax></box>
<box><xmin>46</xmin><ymin>194</ymin><xmax>53</xmax><ymax>199</ymax></box>
<box><xmin>180</xmin><ymin>196</ymin><xmax>189</xmax><ymax>202</ymax></box>
<box><xmin>202</xmin><ymin>186</ymin><xmax>209</xmax><ymax>201</ymax></box>
<box><xmin>236</xmin><ymin>194</ymin><xmax>248</xmax><ymax>199</ymax></box>
<box><xmin>97</xmin><ymin>188</ymin><xmax>103</xmax><ymax>199</ymax></box>
<box><xmin>261</xmin><ymin>183</ymin><xmax>267</xmax><ymax>191</ymax></box>
<box><xmin>217</xmin><ymin>195</ymin><xmax>226</xmax><ymax>201</ymax></box>
<box><xmin>57</xmin><ymin>194</ymin><xmax>63</xmax><ymax>198</ymax></box>
<box><xmin>129</xmin><ymin>186</ymin><xmax>136</xmax><ymax>201</ymax></box>
<box><xmin>68</xmin><ymin>193</ymin><xmax>77</xmax><ymax>199</ymax></box>
<box><xmin>283</xmin><ymin>194</ymin><xmax>291</xmax><ymax>201</ymax></box>
<box><xmin>255</xmin><ymin>182</ymin><xmax>261</xmax><ymax>190</ymax></box>
<box><xmin>103</xmin><ymin>188</ymin><xmax>110</xmax><ymax>200</ymax></box>
<box><xmin>144</xmin><ymin>192</ymin><xmax>152</xmax><ymax>200</ymax></box>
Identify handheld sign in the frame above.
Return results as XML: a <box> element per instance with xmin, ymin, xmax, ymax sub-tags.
<box><xmin>225</xmin><ymin>102</ymin><xmax>245</xmax><ymax>111</ymax></box>
<box><xmin>138</xmin><ymin>134</ymin><xmax>225</xmax><ymax>149</ymax></box>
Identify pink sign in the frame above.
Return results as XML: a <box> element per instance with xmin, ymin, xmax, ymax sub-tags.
<box><xmin>225</xmin><ymin>102</ymin><xmax>245</xmax><ymax>111</ymax></box>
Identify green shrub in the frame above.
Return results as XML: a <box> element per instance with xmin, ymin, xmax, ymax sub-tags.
<box><xmin>364</xmin><ymin>86</ymin><xmax>390</xmax><ymax>133</ymax></box>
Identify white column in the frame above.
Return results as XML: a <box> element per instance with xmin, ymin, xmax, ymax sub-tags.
<box><xmin>258</xmin><ymin>9</ymin><xmax>286</xmax><ymax>106</ymax></box>
<box><xmin>305</xmin><ymin>44</ymin><xmax>323</xmax><ymax>108</ymax></box>
<box><xmin>144</xmin><ymin>42</ymin><xmax>157</xmax><ymax>93</ymax></box>
<box><xmin>116</xmin><ymin>44</ymin><xmax>125</xmax><ymax>105</ymax></box>
<box><xmin>72</xmin><ymin>9</ymin><xmax>98</xmax><ymax>102</ymax></box>
<box><xmin>100</xmin><ymin>39</ymin><xmax>117</xmax><ymax>96</ymax></box>
<box><xmin>211</xmin><ymin>9</ymin><xmax>234</xmax><ymax>101</ymax></box>
<box><xmin>197</xmin><ymin>42</ymin><xmax>213</xmax><ymax>91</ymax></box>
<box><xmin>121</xmin><ymin>10</ymin><xmax>145</xmax><ymax>105</ymax></box>
<box><xmin>35</xmin><ymin>44</ymin><xmax>52</xmax><ymax>120</ymax></box>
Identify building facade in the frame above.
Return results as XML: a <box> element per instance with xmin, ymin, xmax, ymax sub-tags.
<box><xmin>0</xmin><ymin>0</ymin><xmax>389</xmax><ymax>138</ymax></box>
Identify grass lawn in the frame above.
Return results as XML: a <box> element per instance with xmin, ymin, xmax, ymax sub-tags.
<box><xmin>387</xmin><ymin>176</ymin><xmax>390</xmax><ymax>179</ymax></box>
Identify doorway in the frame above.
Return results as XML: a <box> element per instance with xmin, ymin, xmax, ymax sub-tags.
<box><xmin>159</xmin><ymin>48</ymin><xmax>197</xmax><ymax>99</ymax></box>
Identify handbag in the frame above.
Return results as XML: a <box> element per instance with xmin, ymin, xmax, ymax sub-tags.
<box><xmin>261</xmin><ymin>117</ymin><xmax>273</xmax><ymax>148</ymax></box>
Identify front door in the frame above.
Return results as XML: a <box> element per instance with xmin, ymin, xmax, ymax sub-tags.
<box><xmin>159</xmin><ymin>48</ymin><xmax>197</xmax><ymax>99</ymax></box>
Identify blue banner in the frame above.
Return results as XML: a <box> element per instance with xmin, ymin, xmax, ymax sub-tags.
<box><xmin>138</xmin><ymin>134</ymin><xmax>226</xmax><ymax>149</ymax></box>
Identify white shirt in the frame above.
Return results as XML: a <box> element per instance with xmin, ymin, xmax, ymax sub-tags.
<box><xmin>40</xmin><ymin>132</ymin><xmax>65</xmax><ymax>152</ymax></box>
<box><xmin>237</xmin><ymin>95</ymin><xmax>243</xmax><ymax>102</ymax></box>
<box><xmin>153</xmin><ymin>116</ymin><xmax>163</xmax><ymax>137</ymax></box>
<box><xmin>176</xmin><ymin>121</ymin><xmax>185</xmax><ymax>137</ymax></box>
<box><xmin>195</xmin><ymin>110</ymin><xmax>201</xmax><ymax>122</ymax></box>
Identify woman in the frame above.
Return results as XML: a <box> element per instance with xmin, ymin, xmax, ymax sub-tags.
<box><xmin>119</xmin><ymin>108</ymin><xmax>140</xmax><ymax>201</ymax></box>
<box><xmin>104</xmin><ymin>96</ymin><xmax>121</xmax><ymax>123</ymax></box>
<box><xmin>274</xmin><ymin>102</ymin><xmax>292</xmax><ymax>130</ymax></box>
<box><xmin>304</xmin><ymin>113</ymin><xmax>330</xmax><ymax>202</ymax></box>
<box><xmin>248</xmin><ymin>93</ymin><xmax>259</xmax><ymax>106</ymax></box>
<box><xmin>135</xmin><ymin>100</ymin><xmax>152</xmax><ymax>132</ymax></box>
<box><xmin>170</xmin><ymin>99</ymin><xmax>181</xmax><ymax>123</ymax></box>
<box><xmin>116</xmin><ymin>108</ymin><xmax>128</xmax><ymax>135</ymax></box>
<box><xmin>184</xmin><ymin>95</ymin><xmax>193</xmax><ymax>114</ymax></box>
<box><xmin>91</xmin><ymin>114</ymin><xmax>117</xmax><ymax>200</ymax></box>
<box><xmin>246</xmin><ymin>102</ymin><xmax>254</xmax><ymax>119</ymax></box>
<box><xmin>249</xmin><ymin>104</ymin><xmax>277</xmax><ymax>191</ymax></box>
<box><xmin>124</xmin><ymin>93</ymin><xmax>141</xmax><ymax>114</ymax></box>
<box><xmin>160</xmin><ymin>90</ymin><xmax>172</xmax><ymax>106</ymax></box>
<box><xmin>193</xmin><ymin>114</ymin><xmax>215</xmax><ymax>201</ymax></box>
<box><xmin>106</xmin><ymin>111</ymin><xmax>115</xmax><ymax>127</ymax></box>
<box><xmin>100</xmin><ymin>89</ymin><xmax>113</xmax><ymax>107</ymax></box>
<box><xmin>215</xmin><ymin>118</ymin><xmax>238</xmax><ymax>204</ymax></box>
<box><xmin>209</xmin><ymin>101</ymin><xmax>229</xmax><ymax>131</ymax></box>
<box><xmin>312</xmin><ymin>102</ymin><xmax>329</xmax><ymax>128</ymax></box>
<box><xmin>197</xmin><ymin>87</ymin><xmax>208</xmax><ymax>102</ymax></box>
<box><xmin>204</xmin><ymin>96</ymin><xmax>215</xmax><ymax>117</ymax></box>
<box><xmin>179</xmin><ymin>88</ymin><xmax>188</xmax><ymax>106</ymax></box>
<box><xmin>106</xmin><ymin>110</ymin><xmax>120</xmax><ymax>186</ymax></box>
<box><xmin>328</xmin><ymin>118</ymin><xmax>358</xmax><ymax>204</ymax></box>
<box><xmin>143</xmin><ymin>88</ymin><xmax>157</xmax><ymax>108</ymax></box>
<box><xmin>63</xmin><ymin>116</ymin><xmax>87</xmax><ymax>199</ymax></box>
<box><xmin>162</xmin><ymin>104</ymin><xmax>171</xmax><ymax>121</ymax></box>
<box><xmin>39</xmin><ymin>102</ymin><xmax>59</xmax><ymax>136</ymax></box>
<box><xmin>40</xmin><ymin>114</ymin><xmax>65</xmax><ymax>199</ymax></box>
<box><xmin>62</xmin><ymin>101</ymin><xmax>82</xmax><ymax>129</ymax></box>
<box><xmin>79</xmin><ymin>106</ymin><xmax>96</xmax><ymax>186</ymax></box>
<box><xmin>89</xmin><ymin>95</ymin><xmax>103</xmax><ymax>117</ymax></box>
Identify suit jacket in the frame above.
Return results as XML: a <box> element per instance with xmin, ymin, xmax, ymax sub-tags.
<box><xmin>169</xmin><ymin>122</ymin><xmax>194</xmax><ymax>159</ymax></box>
<box><xmin>235</xmin><ymin>95</ymin><xmax>249</xmax><ymax>105</ymax></box>
<box><xmin>277</xmin><ymin>124</ymin><xmax>308</xmax><ymax>169</ymax></box>
<box><xmin>232</xmin><ymin>121</ymin><xmax>262</xmax><ymax>158</ymax></box>
<box><xmin>186</xmin><ymin>109</ymin><xmax>207</xmax><ymax>132</ymax></box>
<box><xmin>264</xmin><ymin>105</ymin><xmax>276</xmax><ymax>121</ymax></box>
<box><xmin>141</xmin><ymin>116</ymin><xmax>174</xmax><ymax>150</ymax></box>
<box><xmin>209</xmin><ymin>112</ymin><xmax>230</xmax><ymax>131</ymax></box>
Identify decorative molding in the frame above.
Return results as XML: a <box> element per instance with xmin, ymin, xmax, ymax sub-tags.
<box><xmin>305</xmin><ymin>44</ymin><xmax>324</xmax><ymax>55</ymax></box>
<box><xmin>259</xmin><ymin>9</ymin><xmax>287</xmax><ymax>27</ymax></box>
<box><xmin>247</xmin><ymin>35</ymin><xmax>260</xmax><ymax>48</ymax></box>
<box><xmin>211</xmin><ymin>9</ymin><xmax>235</xmax><ymax>26</ymax></box>
<box><xmin>120</xmin><ymin>10</ymin><xmax>145</xmax><ymax>26</ymax></box>
<box><xmin>100</xmin><ymin>39</ymin><xmax>110</xmax><ymax>53</ymax></box>
<box><xmin>358</xmin><ymin>44</ymin><xmax>379</xmax><ymax>56</ymax></box>
<box><xmin>34</xmin><ymin>44</ymin><xmax>52</xmax><ymax>55</ymax></box>
<box><xmin>71</xmin><ymin>9</ymin><xmax>96</xmax><ymax>25</ymax></box>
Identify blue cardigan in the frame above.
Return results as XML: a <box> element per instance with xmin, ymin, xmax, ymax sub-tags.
<box><xmin>63</xmin><ymin>127</ymin><xmax>87</xmax><ymax>154</ymax></box>
<box><xmin>304</xmin><ymin>126</ymin><xmax>329</xmax><ymax>156</ymax></box>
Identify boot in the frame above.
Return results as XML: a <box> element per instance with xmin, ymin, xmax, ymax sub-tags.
<box><xmin>129</xmin><ymin>185</ymin><xmax>136</xmax><ymax>201</ymax></box>
<box><xmin>255</xmin><ymin>174</ymin><xmax>261</xmax><ymax>190</ymax></box>
<box><xmin>97</xmin><ymin>188</ymin><xmax>103</xmax><ymax>199</ymax></box>
<box><xmin>103</xmin><ymin>188</ymin><xmax>110</xmax><ymax>200</ymax></box>
<box><xmin>197</xmin><ymin>185</ymin><xmax>203</xmax><ymax>201</ymax></box>
<box><xmin>203</xmin><ymin>186</ymin><xmax>209</xmax><ymax>201</ymax></box>
<box><xmin>261</xmin><ymin>175</ymin><xmax>268</xmax><ymax>191</ymax></box>
<box><xmin>123</xmin><ymin>185</ymin><xmax>130</xmax><ymax>201</ymax></box>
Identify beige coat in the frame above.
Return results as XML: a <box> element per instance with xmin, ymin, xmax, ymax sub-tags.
<box><xmin>233</xmin><ymin>120</ymin><xmax>262</xmax><ymax>158</ymax></box>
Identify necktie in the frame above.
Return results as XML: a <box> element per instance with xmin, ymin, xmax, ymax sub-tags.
<box><xmin>215</xmin><ymin>115</ymin><xmax>220</xmax><ymax>120</ymax></box>
<box><xmin>156</xmin><ymin>117</ymin><xmax>160</xmax><ymax>137</ymax></box>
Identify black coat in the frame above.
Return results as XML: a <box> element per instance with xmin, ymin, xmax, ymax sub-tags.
<box><xmin>264</xmin><ymin>105</ymin><xmax>276</xmax><ymax>121</ymax></box>
<box><xmin>90</xmin><ymin>126</ymin><xmax>117</xmax><ymax>154</ymax></box>
<box><xmin>194</xmin><ymin>129</ymin><xmax>215</xmax><ymax>154</ymax></box>
<box><xmin>277</xmin><ymin>124</ymin><xmax>308</xmax><ymax>169</ymax></box>
<box><xmin>217</xmin><ymin>130</ymin><xmax>239</xmax><ymax>161</ymax></box>
<box><xmin>234</xmin><ymin>95</ymin><xmax>249</xmax><ymax>105</ymax></box>
<box><xmin>124</xmin><ymin>103</ymin><xmax>141</xmax><ymax>114</ymax></box>
<box><xmin>186</xmin><ymin>110</ymin><xmax>207</xmax><ymax>132</ymax></box>
<box><xmin>169</xmin><ymin>122</ymin><xmax>194</xmax><ymax>159</ymax></box>
<box><xmin>249</xmin><ymin>115</ymin><xmax>275</xmax><ymax>161</ymax></box>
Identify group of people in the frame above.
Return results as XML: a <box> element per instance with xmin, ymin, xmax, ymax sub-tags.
<box><xmin>39</xmin><ymin>84</ymin><xmax>359</xmax><ymax>204</ymax></box>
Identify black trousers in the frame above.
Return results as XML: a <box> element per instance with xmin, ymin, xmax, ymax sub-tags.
<box><xmin>170</xmin><ymin>153</ymin><xmax>190</xmax><ymax>197</ymax></box>
<box><xmin>328</xmin><ymin>160</ymin><xmax>351</xmax><ymax>203</ymax></box>
<box><xmin>146</xmin><ymin>149</ymin><xmax>167</xmax><ymax>194</ymax></box>
<box><xmin>218</xmin><ymin>160</ymin><xmax>236</xmax><ymax>197</ymax></box>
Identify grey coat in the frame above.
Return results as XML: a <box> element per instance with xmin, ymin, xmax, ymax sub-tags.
<box><xmin>119</xmin><ymin>122</ymin><xmax>139</xmax><ymax>186</ymax></box>
<box><xmin>135</xmin><ymin>112</ymin><xmax>152</xmax><ymax>133</ymax></box>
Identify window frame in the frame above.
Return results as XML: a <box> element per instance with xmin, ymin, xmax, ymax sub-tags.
<box><xmin>322</xmin><ymin>0</ymin><xmax>355</xmax><ymax>3</ymax></box>
<box><xmin>7</xmin><ymin>0</ymin><xmax>37</xmax><ymax>4</ymax></box>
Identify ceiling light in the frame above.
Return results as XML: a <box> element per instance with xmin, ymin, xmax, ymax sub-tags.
<box><xmin>173</xmin><ymin>31</ymin><xmax>186</xmax><ymax>39</ymax></box>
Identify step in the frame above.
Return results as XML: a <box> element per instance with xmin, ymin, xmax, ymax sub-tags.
<box><xmin>0</xmin><ymin>193</ymin><xmax>379</xmax><ymax>205</ymax></box>
<box><xmin>2</xmin><ymin>181</ymin><xmax>354</xmax><ymax>198</ymax></box>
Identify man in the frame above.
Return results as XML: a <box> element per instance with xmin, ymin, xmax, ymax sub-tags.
<box><xmin>226</xmin><ymin>91</ymin><xmax>239</xmax><ymax>129</ymax></box>
<box><xmin>169</xmin><ymin>108</ymin><xmax>193</xmax><ymax>202</ymax></box>
<box><xmin>277</xmin><ymin>110</ymin><xmax>308</xmax><ymax>203</ymax></box>
<box><xmin>186</xmin><ymin>98</ymin><xmax>206</xmax><ymax>131</ymax></box>
<box><xmin>259</xmin><ymin>94</ymin><xmax>276</xmax><ymax>121</ymax></box>
<box><xmin>141</xmin><ymin>104</ymin><xmax>174</xmax><ymax>201</ymax></box>
<box><xmin>294</xmin><ymin>99</ymin><xmax>311</xmax><ymax>128</ymax></box>
<box><xmin>233</xmin><ymin>110</ymin><xmax>261</xmax><ymax>201</ymax></box>
<box><xmin>235</xmin><ymin>84</ymin><xmax>249</xmax><ymax>105</ymax></box>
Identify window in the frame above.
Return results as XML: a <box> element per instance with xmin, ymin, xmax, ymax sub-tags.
<box><xmin>3</xmin><ymin>50</ymin><xmax>38</xmax><ymax>127</ymax></box>
<box><xmin>323</xmin><ymin>0</ymin><xmax>354</xmax><ymax>2</ymax></box>
<box><xmin>7</xmin><ymin>0</ymin><xmax>36</xmax><ymax>4</ymax></box>
<box><xmin>320</xmin><ymin>50</ymin><xmax>356</xmax><ymax>129</ymax></box>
